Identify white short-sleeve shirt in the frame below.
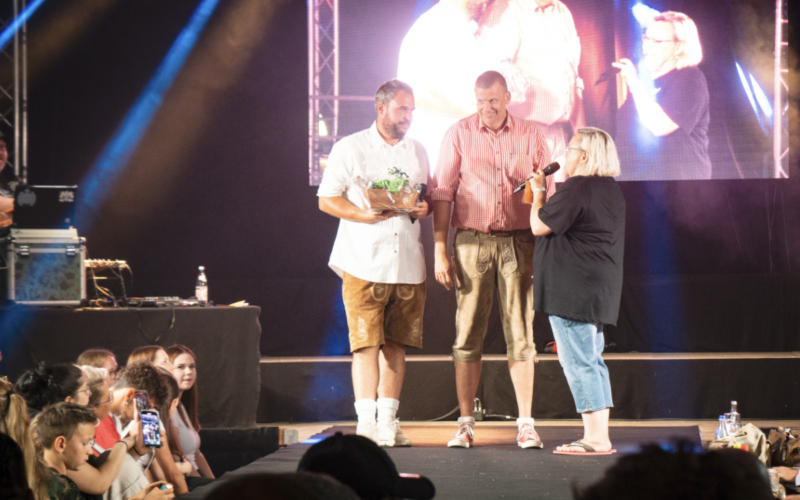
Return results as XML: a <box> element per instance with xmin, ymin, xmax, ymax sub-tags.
<box><xmin>317</xmin><ymin>122</ymin><xmax>429</xmax><ymax>284</ymax></box>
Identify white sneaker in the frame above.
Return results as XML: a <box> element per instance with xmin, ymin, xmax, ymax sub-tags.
<box><xmin>447</xmin><ymin>422</ymin><xmax>474</xmax><ymax>448</ymax></box>
<box><xmin>356</xmin><ymin>421</ymin><xmax>377</xmax><ymax>443</ymax></box>
<box><xmin>377</xmin><ymin>419</ymin><xmax>412</xmax><ymax>447</ymax></box>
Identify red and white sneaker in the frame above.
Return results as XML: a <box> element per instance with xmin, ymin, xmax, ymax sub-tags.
<box><xmin>447</xmin><ymin>421</ymin><xmax>474</xmax><ymax>448</ymax></box>
<box><xmin>517</xmin><ymin>423</ymin><xmax>543</xmax><ymax>449</ymax></box>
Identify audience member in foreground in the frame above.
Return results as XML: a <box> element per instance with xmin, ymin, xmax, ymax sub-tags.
<box><xmin>0</xmin><ymin>431</ymin><xmax>34</xmax><ymax>500</ymax></box>
<box><xmin>77</xmin><ymin>350</ymin><xmax>121</xmax><ymax>387</ymax></box>
<box><xmin>16</xmin><ymin>363</ymin><xmax>92</xmax><ymax>417</ymax></box>
<box><xmin>204</xmin><ymin>472</ymin><xmax>359</xmax><ymax>500</ymax></box>
<box><xmin>110</xmin><ymin>364</ymin><xmax>190</xmax><ymax>496</ymax></box>
<box><xmin>298</xmin><ymin>432</ymin><xmax>435</xmax><ymax>500</ymax></box>
<box><xmin>36</xmin><ymin>403</ymin><xmax>97</xmax><ymax>499</ymax></box>
<box><xmin>573</xmin><ymin>441</ymin><xmax>774</xmax><ymax>500</ymax></box>
<box><xmin>78</xmin><ymin>366</ymin><xmax>114</xmax><ymax>455</ymax></box>
<box><xmin>154</xmin><ymin>369</ymin><xmax>190</xmax><ymax>476</ymax></box>
<box><xmin>127</xmin><ymin>347</ymin><xmax>173</xmax><ymax>372</ymax></box>
<box><xmin>57</xmin><ymin>397</ymin><xmax>148</xmax><ymax>499</ymax></box>
<box><xmin>1</xmin><ymin>377</ymin><xmax>48</xmax><ymax>500</ymax></box>
<box><xmin>155</xmin><ymin>367</ymin><xmax>213</xmax><ymax>490</ymax></box>
<box><xmin>166</xmin><ymin>345</ymin><xmax>214</xmax><ymax>479</ymax></box>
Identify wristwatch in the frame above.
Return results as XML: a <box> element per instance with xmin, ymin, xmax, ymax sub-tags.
<box><xmin>534</xmin><ymin>186</ymin><xmax>546</xmax><ymax>193</ymax></box>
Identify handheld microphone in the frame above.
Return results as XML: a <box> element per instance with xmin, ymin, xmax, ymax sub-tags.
<box><xmin>594</xmin><ymin>67</ymin><xmax>621</xmax><ymax>86</ymax></box>
<box><xmin>513</xmin><ymin>162</ymin><xmax>560</xmax><ymax>194</ymax></box>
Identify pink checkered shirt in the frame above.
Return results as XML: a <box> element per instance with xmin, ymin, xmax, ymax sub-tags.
<box><xmin>430</xmin><ymin>113</ymin><xmax>555</xmax><ymax>232</ymax></box>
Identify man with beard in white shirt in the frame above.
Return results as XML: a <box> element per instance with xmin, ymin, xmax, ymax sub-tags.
<box><xmin>318</xmin><ymin>79</ymin><xmax>431</xmax><ymax>447</ymax></box>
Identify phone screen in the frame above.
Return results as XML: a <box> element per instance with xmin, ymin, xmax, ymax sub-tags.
<box><xmin>134</xmin><ymin>390</ymin><xmax>150</xmax><ymax>414</ymax></box>
<box><xmin>140</xmin><ymin>410</ymin><xmax>162</xmax><ymax>448</ymax></box>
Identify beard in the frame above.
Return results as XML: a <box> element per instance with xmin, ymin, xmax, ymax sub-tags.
<box><xmin>382</xmin><ymin>116</ymin><xmax>410</xmax><ymax>140</ymax></box>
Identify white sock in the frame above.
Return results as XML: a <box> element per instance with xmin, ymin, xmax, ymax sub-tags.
<box><xmin>517</xmin><ymin>417</ymin><xmax>534</xmax><ymax>428</ymax></box>
<box><xmin>458</xmin><ymin>416</ymin><xmax>475</xmax><ymax>426</ymax></box>
<box><xmin>354</xmin><ymin>399</ymin><xmax>376</xmax><ymax>425</ymax></box>
<box><xmin>377</xmin><ymin>398</ymin><xmax>400</xmax><ymax>424</ymax></box>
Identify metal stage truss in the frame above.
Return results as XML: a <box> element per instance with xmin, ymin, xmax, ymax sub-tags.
<box><xmin>307</xmin><ymin>0</ymin><xmax>371</xmax><ymax>185</ymax></box>
<box><xmin>0</xmin><ymin>0</ymin><xmax>28</xmax><ymax>183</ymax></box>
<box><xmin>774</xmin><ymin>0</ymin><xmax>789</xmax><ymax>178</ymax></box>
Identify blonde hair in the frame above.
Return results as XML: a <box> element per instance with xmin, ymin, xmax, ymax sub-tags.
<box><xmin>76</xmin><ymin>348</ymin><xmax>115</xmax><ymax>368</ymax></box>
<box><xmin>79</xmin><ymin>365</ymin><xmax>108</xmax><ymax>407</ymax></box>
<box><xmin>652</xmin><ymin>11</ymin><xmax>702</xmax><ymax>69</ymax></box>
<box><xmin>572</xmin><ymin>127</ymin><xmax>621</xmax><ymax>178</ymax></box>
<box><xmin>1</xmin><ymin>379</ymin><xmax>49</xmax><ymax>500</ymax></box>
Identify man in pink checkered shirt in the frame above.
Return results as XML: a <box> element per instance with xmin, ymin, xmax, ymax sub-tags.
<box><xmin>430</xmin><ymin>70</ymin><xmax>554</xmax><ymax>450</ymax></box>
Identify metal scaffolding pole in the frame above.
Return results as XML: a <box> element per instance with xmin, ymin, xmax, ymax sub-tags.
<box><xmin>774</xmin><ymin>0</ymin><xmax>788</xmax><ymax>178</ymax></box>
<box><xmin>308</xmin><ymin>0</ymin><xmax>339</xmax><ymax>186</ymax></box>
<box><xmin>1</xmin><ymin>0</ymin><xmax>27</xmax><ymax>183</ymax></box>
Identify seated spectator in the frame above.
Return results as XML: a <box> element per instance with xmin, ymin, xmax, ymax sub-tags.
<box><xmin>35</xmin><ymin>401</ymin><xmax>170</xmax><ymax>500</ymax></box>
<box><xmin>0</xmin><ymin>130</ymin><xmax>19</xmax><ymax>231</ymax></box>
<box><xmin>127</xmin><ymin>347</ymin><xmax>172</xmax><ymax>371</ymax></box>
<box><xmin>154</xmin><ymin>370</ymin><xmax>191</xmax><ymax>476</ymax></box>
<box><xmin>78</xmin><ymin>366</ymin><xmax>118</xmax><ymax>454</ymax></box>
<box><xmin>1</xmin><ymin>378</ymin><xmax>48</xmax><ymax>500</ymax></box>
<box><xmin>165</xmin><ymin>345</ymin><xmax>214</xmax><ymax>479</ymax></box>
<box><xmin>77</xmin><ymin>350</ymin><xmax>121</xmax><ymax>388</ymax></box>
<box><xmin>16</xmin><ymin>363</ymin><xmax>91</xmax><ymax>417</ymax></box>
<box><xmin>297</xmin><ymin>432</ymin><xmax>435</xmax><ymax>500</ymax></box>
<box><xmin>0</xmin><ymin>431</ymin><xmax>35</xmax><ymax>500</ymax></box>
<box><xmin>203</xmin><ymin>472</ymin><xmax>359</xmax><ymax>500</ymax></box>
<box><xmin>110</xmin><ymin>364</ymin><xmax>189</xmax><ymax>497</ymax></box>
<box><xmin>573</xmin><ymin>441</ymin><xmax>774</xmax><ymax>500</ymax></box>
<box><xmin>35</xmin><ymin>402</ymin><xmax>97</xmax><ymax>499</ymax></box>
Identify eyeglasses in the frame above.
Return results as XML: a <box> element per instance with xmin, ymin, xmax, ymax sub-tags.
<box><xmin>565</xmin><ymin>147</ymin><xmax>584</xmax><ymax>154</ymax></box>
<box><xmin>642</xmin><ymin>34</ymin><xmax>678</xmax><ymax>44</ymax></box>
<box><xmin>99</xmin><ymin>393</ymin><xmax>114</xmax><ymax>405</ymax></box>
<box><xmin>75</xmin><ymin>387</ymin><xmax>92</xmax><ymax>397</ymax></box>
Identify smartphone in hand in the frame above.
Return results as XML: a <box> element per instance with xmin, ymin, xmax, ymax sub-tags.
<box><xmin>140</xmin><ymin>409</ymin><xmax>162</xmax><ymax>448</ymax></box>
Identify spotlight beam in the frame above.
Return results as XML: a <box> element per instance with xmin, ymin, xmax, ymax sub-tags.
<box><xmin>0</xmin><ymin>0</ymin><xmax>47</xmax><ymax>51</ymax></box>
<box><xmin>76</xmin><ymin>0</ymin><xmax>222</xmax><ymax>229</ymax></box>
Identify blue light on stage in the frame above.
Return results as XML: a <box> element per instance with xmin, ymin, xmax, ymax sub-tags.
<box><xmin>631</xmin><ymin>2</ymin><xmax>660</xmax><ymax>27</ymax></box>
<box><xmin>306</xmin><ymin>286</ymin><xmax>351</xmax><ymax>409</ymax></box>
<box><xmin>0</xmin><ymin>0</ymin><xmax>47</xmax><ymax>51</ymax></box>
<box><xmin>748</xmin><ymin>73</ymin><xmax>773</xmax><ymax>120</ymax></box>
<box><xmin>321</xmin><ymin>287</ymin><xmax>350</xmax><ymax>355</ymax></box>
<box><xmin>412</xmin><ymin>0</ymin><xmax>436</xmax><ymax>21</ymax></box>
<box><xmin>76</xmin><ymin>0</ymin><xmax>221</xmax><ymax>229</ymax></box>
<box><xmin>735</xmin><ymin>62</ymin><xmax>767</xmax><ymax>134</ymax></box>
<box><xmin>301</xmin><ymin>436</ymin><xmax>329</xmax><ymax>444</ymax></box>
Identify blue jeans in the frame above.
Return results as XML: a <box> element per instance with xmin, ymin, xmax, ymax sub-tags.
<box><xmin>549</xmin><ymin>315</ymin><xmax>613</xmax><ymax>413</ymax></box>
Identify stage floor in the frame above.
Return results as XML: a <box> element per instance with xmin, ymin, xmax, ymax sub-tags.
<box><xmin>271</xmin><ymin>418</ymin><xmax>800</xmax><ymax>447</ymax></box>
<box><xmin>184</xmin><ymin>420</ymin><xmax>799</xmax><ymax>499</ymax></box>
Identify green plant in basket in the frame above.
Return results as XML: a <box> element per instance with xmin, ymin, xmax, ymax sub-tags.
<box><xmin>370</xmin><ymin>177</ymin><xmax>409</xmax><ymax>194</ymax></box>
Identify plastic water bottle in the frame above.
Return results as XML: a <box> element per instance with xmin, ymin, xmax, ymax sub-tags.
<box><xmin>730</xmin><ymin>401</ymin><xmax>741</xmax><ymax>432</ymax></box>
<box><xmin>715</xmin><ymin>415</ymin><xmax>727</xmax><ymax>440</ymax></box>
<box><xmin>195</xmin><ymin>266</ymin><xmax>208</xmax><ymax>303</ymax></box>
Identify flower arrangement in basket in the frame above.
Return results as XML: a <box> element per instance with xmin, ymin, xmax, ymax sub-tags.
<box><xmin>355</xmin><ymin>167</ymin><xmax>422</xmax><ymax>212</ymax></box>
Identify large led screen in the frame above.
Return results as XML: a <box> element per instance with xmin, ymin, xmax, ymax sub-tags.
<box><xmin>309</xmin><ymin>0</ymin><xmax>789</xmax><ymax>184</ymax></box>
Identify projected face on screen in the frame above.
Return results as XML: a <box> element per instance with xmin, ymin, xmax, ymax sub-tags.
<box><xmin>309</xmin><ymin>0</ymin><xmax>788</xmax><ymax>183</ymax></box>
